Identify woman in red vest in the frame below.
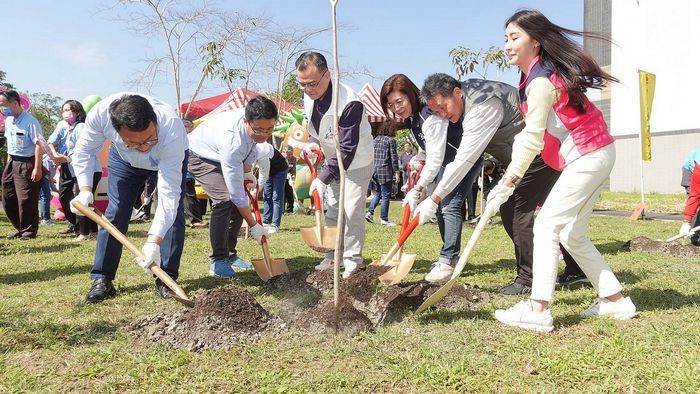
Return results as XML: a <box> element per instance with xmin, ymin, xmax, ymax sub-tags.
<box><xmin>492</xmin><ymin>9</ymin><xmax>637</xmax><ymax>332</ymax></box>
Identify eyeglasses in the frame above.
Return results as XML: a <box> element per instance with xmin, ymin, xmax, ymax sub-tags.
<box><xmin>123</xmin><ymin>127</ymin><xmax>159</xmax><ymax>150</ymax></box>
<box><xmin>296</xmin><ymin>69</ymin><xmax>327</xmax><ymax>90</ymax></box>
<box><xmin>386</xmin><ymin>97</ymin><xmax>407</xmax><ymax>111</ymax></box>
<box><xmin>250</xmin><ymin>126</ymin><xmax>274</xmax><ymax>136</ymax></box>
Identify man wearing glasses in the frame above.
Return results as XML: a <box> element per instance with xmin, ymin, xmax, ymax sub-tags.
<box><xmin>70</xmin><ymin>93</ymin><xmax>189</xmax><ymax>303</ymax></box>
<box><xmin>295</xmin><ymin>51</ymin><xmax>373</xmax><ymax>279</ymax></box>
<box><xmin>186</xmin><ymin>96</ymin><xmax>276</xmax><ymax>279</ymax></box>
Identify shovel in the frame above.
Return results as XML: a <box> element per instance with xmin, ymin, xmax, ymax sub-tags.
<box><xmin>664</xmin><ymin>225</ymin><xmax>700</xmax><ymax>242</ymax></box>
<box><xmin>299</xmin><ymin>149</ymin><xmax>337</xmax><ymax>253</ymax></box>
<box><xmin>416</xmin><ymin>199</ymin><xmax>498</xmax><ymax>313</ymax></box>
<box><xmin>375</xmin><ymin>205</ymin><xmax>420</xmax><ymax>285</ymax></box>
<box><xmin>374</xmin><ymin>161</ymin><xmax>425</xmax><ymax>285</ymax></box>
<box><xmin>244</xmin><ymin>181</ymin><xmax>289</xmax><ymax>282</ymax></box>
<box><xmin>71</xmin><ymin>201</ymin><xmax>194</xmax><ymax>308</ymax></box>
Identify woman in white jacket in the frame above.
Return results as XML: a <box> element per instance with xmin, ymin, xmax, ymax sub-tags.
<box><xmin>492</xmin><ymin>9</ymin><xmax>637</xmax><ymax>332</ymax></box>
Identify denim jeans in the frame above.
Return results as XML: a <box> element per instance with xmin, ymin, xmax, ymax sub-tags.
<box><xmin>436</xmin><ymin>157</ymin><xmax>483</xmax><ymax>265</ymax></box>
<box><xmin>39</xmin><ymin>177</ymin><xmax>52</xmax><ymax>221</ymax></box>
<box><xmin>91</xmin><ymin>146</ymin><xmax>187</xmax><ymax>281</ymax></box>
<box><xmin>262</xmin><ymin>169</ymin><xmax>288</xmax><ymax>227</ymax></box>
<box><xmin>367</xmin><ymin>180</ymin><xmax>393</xmax><ymax>221</ymax></box>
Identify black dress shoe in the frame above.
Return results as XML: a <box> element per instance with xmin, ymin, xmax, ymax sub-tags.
<box><xmin>154</xmin><ymin>279</ymin><xmax>174</xmax><ymax>299</ymax></box>
<box><xmin>500</xmin><ymin>281</ymin><xmax>532</xmax><ymax>295</ymax></box>
<box><xmin>86</xmin><ymin>279</ymin><xmax>116</xmax><ymax>304</ymax></box>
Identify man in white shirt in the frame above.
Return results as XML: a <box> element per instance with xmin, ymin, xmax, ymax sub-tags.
<box><xmin>187</xmin><ymin>96</ymin><xmax>275</xmax><ymax>279</ymax></box>
<box><xmin>70</xmin><ymin>93</ymin><xmax>189</xmax><ymax>303</ymax></box>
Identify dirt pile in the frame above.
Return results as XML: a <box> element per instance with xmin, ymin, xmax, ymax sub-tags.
<box><xmin>131</xmin><ymin>265</ymin><xmax>490</xmax><ymax>351</ymax></box>
<box><xmin>626</xmin><ymin>236</ymin><xmax>700</xmax><ymax>257</ymax></box>
<box><xmin>130</xmin><ymin>285</ymin><xmax>279</xmax><ymax>351</ymax></box>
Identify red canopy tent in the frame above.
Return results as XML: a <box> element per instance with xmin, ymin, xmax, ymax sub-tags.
<box><xmin>180</xmin><ymin>88</ymin><xmax>296</xmax><ymax>119</ymax></box>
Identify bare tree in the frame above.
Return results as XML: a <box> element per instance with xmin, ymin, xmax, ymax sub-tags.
<box><xmin>100</xmin><ymin>0</ymin><xmax>223</xmax><ymax>113</ymax></box>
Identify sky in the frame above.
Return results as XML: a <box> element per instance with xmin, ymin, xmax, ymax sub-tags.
<box><xmin>4</xmin><ymin>0</ymin><xmax>582</xmax><ymax>109</ymax></box>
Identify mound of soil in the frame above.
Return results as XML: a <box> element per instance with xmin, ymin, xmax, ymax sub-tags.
<box><xmin>132</xmin><ymin>265</ymin><xmax>490</xmax><ymax>350</ymax></box>
<box><xmin>130</xmin><ymin>285</ymin><xmax>279</xmax><ymax>351</ymax></box>
<box><xmin>626</xmin><ymin>236</ymin><xmax>700</xmax><ymax>257</ymax></box>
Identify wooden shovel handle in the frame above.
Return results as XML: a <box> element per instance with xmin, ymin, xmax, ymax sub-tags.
<box><xmin>71</xmin><ymin>201</ymin><xmax>191</xmax><ymax>303</ymax></box>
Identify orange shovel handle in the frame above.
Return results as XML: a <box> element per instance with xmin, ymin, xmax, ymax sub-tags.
<box><xmin>397</xmin><ymin>214</ymin><xmax>420</xmax><ymax>246</ymax></box>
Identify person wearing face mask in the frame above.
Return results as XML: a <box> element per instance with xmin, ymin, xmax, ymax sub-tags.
<box><xmin>48</xmin><ymin>100</ymin><xmax>102</xmax><ymax>240</ymax></box>
<box><xmin>0</xmin><ymin>90</ymin><xmax>43</xmax><ymax>240</ymax></box>
<box><xmin>187</xmin><ymin>97</ymin><xmax>277</xmax><ymax>279</ymax></box>
<box><xmin>69</xmin><ymin>93</ymin><xmax>189</xmax><ymax>304</ymax></box>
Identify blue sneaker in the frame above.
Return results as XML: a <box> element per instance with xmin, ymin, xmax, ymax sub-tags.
<box><xmin>209</xmin><ymin>259</ymin><xmax>236</xmax><ymax>278</ymax></box>
<box><xmin>229</xmin><ymin>255</ymin><xmax>253</xmax><ymax>270</ymax></box>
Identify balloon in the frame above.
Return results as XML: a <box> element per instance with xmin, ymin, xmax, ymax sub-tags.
<box><xmin>82</xmin><ymin>95</ymin><xmax>102</xmax><ymax>114</ymax></box>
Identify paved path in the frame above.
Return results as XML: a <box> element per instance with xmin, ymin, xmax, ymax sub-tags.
<box><xmin>592</xmin><ymin>209</ymin><xmax>683</xmax><ymax>221</ymax></box>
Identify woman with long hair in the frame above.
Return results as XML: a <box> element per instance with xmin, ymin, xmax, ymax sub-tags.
<box><xmin>48</xmin><ymin>100</ymin><xmax>102</xmax><ymax>241</ymax></box>
<box><xmin>493</xmin><ymin>9</ymin><xmax>636</xmax><ymax>332</ymax></box>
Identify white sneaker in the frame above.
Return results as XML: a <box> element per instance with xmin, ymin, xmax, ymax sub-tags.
<box><xmin>580</xmin><ymin>297</ymin><xmax>637</xmax><ymax>320</ymax></box>
<box><xmin>342</xmin><ymin>260</ymin><xmax>362</xmax><ymax>279</ymax></box>
<box><xmin>495</xmin><ymin>300</ymin><xmax>554</xmax><ymax>333</ymax></box>
<box><xmin>263</xmin><ymin>224</ymin><xmax>278</xmax><ymax>234</ymax></box>
<box><xmin>380</xmin><ymin>220</ymin><xmax>397</xmax><ymax>227</ymax></box>
<box><xmin>314</xmin><ymin>258</ymin><xmax>340</xmax><ymax>271</ymax></box>
<box><xmin>424</xmin><ymin>262</ymin><xmax>454</xmax><ymax>283</ymax></box>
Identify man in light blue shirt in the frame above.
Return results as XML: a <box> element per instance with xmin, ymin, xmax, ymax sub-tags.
<box><xmin>0</xmin><ymin>90</ymin><xmax>43</xmax><ymax>240</ymax></box>
<box><xmin>70</xmin><ymin>93</ymin><xmax>189</xmax><ymax>304</ymax></box>
<box><xmin>187</xmin><ymin>96</ymin><xmax>275</xmax><ymax>278</ymax></box>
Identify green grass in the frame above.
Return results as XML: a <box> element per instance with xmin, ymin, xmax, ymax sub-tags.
<box><xmin>596</xmin><ymin>190</ymin><xmax>686</xmax><ymax>214</ymax></box>
<box><xmin>1</xmin><ymin>191</ymin><xmax>699</xmax><ymax>392</ymax></box>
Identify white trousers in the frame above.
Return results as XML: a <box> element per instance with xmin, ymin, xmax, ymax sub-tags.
<box><xmin>323</xmin><ymin>164</ymin><xmax>373</xmax><ymax>266</ymax></box>
<box><xmin>531</xmin><ymin>144</ymin><xmax>623</xmax><ymax>302</ymax></box>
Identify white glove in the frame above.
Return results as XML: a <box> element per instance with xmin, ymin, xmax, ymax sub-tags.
<box><xmin>309</xmin><ymin>178</ymin><xmax>326</xmax><ymax>197</ymax></box>
<box><xmin>70</xmin><ymin>191</ymin><xmax>94</xmax><ymax>215</ymax></box>
<box><xmin>142</xmin><ymin>196</ymin><xmax>152</xmax><ymax>206</ymax></box>
<box><xmin>249</xmin><ymin>223</ymin><xmax>268</xmax><ymax>245</ymax></box>
<box><xmin>244</xmin><ymin>172</ymin><xmax>257</xmax><ymax>192</ymax></box>
<box><xmin>486</xmin><ymin>181</ymin><xmax>515</xmax><ymax>209</ymax></box>
<box><xmin>400</xmin><ymin>183</ymin><xmax>408</xmax><ymax>193</ymax></box>
<box><xmin>402</xmin><ymin>188</ymin><xmax>421</xmax><ymax>212</ymax></box>
<box><xmin>303</xmin><ymin>143</ymin><xmax>320</xmax><ymax>161</ymax></box>
<box><xmin>415</xmin><ymin>197</ymin><xmax>439</xmax><ymax>225</ymax></box>
<box><xmin>136</xmin><ymin>241</ymin><xmax>160</xmax><ymax>273</ymax></box>
<box><xmin>679</xmin><ymin>222</ymin><xmax>692</xmax><ymax>237</ymax></box>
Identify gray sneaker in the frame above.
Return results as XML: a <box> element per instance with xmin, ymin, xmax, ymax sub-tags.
<box><xmin>500</xmin><ymin>281</ymin><xmax>532</xmax><ymax>295</ymax></box>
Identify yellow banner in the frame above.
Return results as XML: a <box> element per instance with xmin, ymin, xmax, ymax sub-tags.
<box><xmin>638</xmin><ymin>70</ymin><xmax>656</xmax><ymax>161</ymax></box>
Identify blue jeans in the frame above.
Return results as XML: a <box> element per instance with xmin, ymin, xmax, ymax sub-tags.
<box><xmin>91</xmin><ymin>146</ymin><xmax>187</xmax><ymax>281</ymax></box>
<box><xmin>39</xmin><ymin>177</ymin><xmax>52</xmax><ymax>221</ymax></box>
<box><xmin>367</xmin><ymin>179</ymin><xmax>392</xmax><ymax>221</ymax></box>
<box><xmin>263</xmin><ymin>169</ymin><xmax>288</xmax><ymax>227</ymax></box>
<box><xmin>436</xmin><ymin>157</ymin><xmax>483</xmax><ymax>265</ymax></box>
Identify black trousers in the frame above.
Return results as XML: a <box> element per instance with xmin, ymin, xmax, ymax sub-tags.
<box><xmin>184</xmin><ymin>178</ymin><xmax>203</xmax><ymax>224</ymax></box>
<box><xmin>500</xmin><ymin>156</ymin><xmax>583</xmax><ymax>286</ymax></box>
<box><xmin>58</xmin><ymin>163</ymin><xmax>78</xmax><ymax>230</ymax></box>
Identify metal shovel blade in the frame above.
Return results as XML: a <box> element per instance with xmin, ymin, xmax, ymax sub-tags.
<box><xmin>416</xmin><ymin>200</ymin><xmax>497</xmax><ymax>313</ymax></box>
<box><xmin>300</xmin><ymin>225</ymin><xmax>337</xmax><ymax>253</ymax></box>
<box><xmin>378</xmin><ymin>253</ymin><xmax>418</xmax><ymax>286</ymax></box>
<box><xmin>251</xmin><ymin>258</ymin><xmax>289</xmax><ymax>282</ymax></box>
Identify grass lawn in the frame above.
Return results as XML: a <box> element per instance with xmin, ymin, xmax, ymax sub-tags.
<box><xmin>1</xmin><ymin>192</ymin><xmax>698</xmax><ymax>392</ymax></box>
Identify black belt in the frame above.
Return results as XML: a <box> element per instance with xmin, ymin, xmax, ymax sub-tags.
<box><xmin>9</xmin><ymin>155</ymin><xmax>34</xmax><ymax>162</ymax></box>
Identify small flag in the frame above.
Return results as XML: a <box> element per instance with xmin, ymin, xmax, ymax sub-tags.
<box><xmin>638</xmin><ymin>70</ymin><xmax>656</xmax><ymax>161</ymax></box>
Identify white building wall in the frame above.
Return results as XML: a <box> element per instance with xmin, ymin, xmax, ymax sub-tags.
<box><xmin>608</xmin><ymin>0</ymin><xmax>700</xmax><ymax>193</ymax></box>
